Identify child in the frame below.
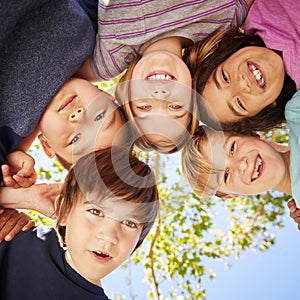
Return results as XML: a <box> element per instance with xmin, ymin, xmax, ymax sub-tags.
<box><xmin>182</xmin><ymin>0</ymin><xmax>298</xmax><ymax>133</ymax></box>
<box><xmin>0</xmin><ymin>77</ymin><xmax>128</xmax><ymax>226</ymax></box>
<box><xmin>0</xmin><ymin>0</ymin><xmax>97</xmax><ymax>175</ymax></box>
<box><xmin>181</xmin><ymin>126</ymin><xmax>291</xmax><ymax>199</ymax></box>
<box><xmin>77</xmin><ymin>0</ymin><xmax>251</xmax><ymax>153</ymax></box>
<box><xmin>180</xmin><ymin>126</ymin><xmax>300</xmax><ymax>228</ymax></box>
<box><xmin>0</xmin><ymin>146</ymin><xmax>159</xmax><ymax>299</ymax></box>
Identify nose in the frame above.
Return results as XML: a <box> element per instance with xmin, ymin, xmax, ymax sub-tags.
<box><xmin>238</xmin><ymin>75</ymin><xmax>251</xmax><ymax>93</ymax></box>
<box><xmin>151</xmin><ymin>88</ymin><xmax>170</xmax><ymax>99</ymax></box>
<box><xmin>229</xmin><ymin>155</ymin><xmax>247</xmax><ymax>175</ymax></box>
<box><xmin>96</xmin><ymin>218</ymin><xmax>119</xmax><ymax>245</ymax></box>
<box><xmin>69</xmin><ymin>107</ymin><xmax>84</xmax><ymax>122</ymax></box>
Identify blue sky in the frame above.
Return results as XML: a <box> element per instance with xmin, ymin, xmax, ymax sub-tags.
<box><xmin>34</xmin><ymin>145</ymin><xmax>299</xmax><ymax>299</ymax></box>
<box><xmin>102</xmin><ymin>152</ymin><xmax>300</xmax><ymax>300</ymax></box>
<box><xmin>103</xmin><ymin>211</ymin><xmax>299</xmax><ymax>299</ymax></box>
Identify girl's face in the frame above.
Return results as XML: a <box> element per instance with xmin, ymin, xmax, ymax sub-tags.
<box><xmin>202</xmin><ymin>46</ymin><xmax>285</xmax><ymax>123</ymax></box>
<box><xmin>201</xmin><ymin>130</ymin><xmax>286</xmax><ymax>196</ymax></box>
<box><xmin>130</xmin><ymin>51</ymin><xmax>192</xmax><ymax>142</ymax></box>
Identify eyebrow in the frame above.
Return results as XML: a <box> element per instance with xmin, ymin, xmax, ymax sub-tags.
<box><xmin>102</xmin><ymin>108</ymin><xmax>117</xmax><ymax>131</ymax></box>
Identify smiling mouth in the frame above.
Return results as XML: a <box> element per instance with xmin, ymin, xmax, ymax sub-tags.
<box><xmin>92</xmin><ymin>250</ymin><xmax>112</xmax><ymax>262</ymax></box>
<box><xmin>251</xmin><ymin>154</ymin><xmax>263</xmax><ymax>182</ymax></box>
<box><xmin>146</xmin><ymin>72</ymin><xmax>176</xmax><ymax>81</ymax></box>
<box><xmin>58</xmin><ymin>95</ymin><xmax>76</xmax><ymax>112</ymax></box>
<box><xmin>248</xmin><ymin>62</ymin><xmax>266</xmax><ymax>89</ymax></box>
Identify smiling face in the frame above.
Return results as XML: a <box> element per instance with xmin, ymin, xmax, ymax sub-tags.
<box><xmin>130</xmin><ymin>51</ymin><xmax>193</xmax><ymax>143</ymax></box>
<box><xmin>63</xmin><ymin>198</ymin><xmax>142</xmax><ymax>286</ymax></box>
<box><xmin>201</xmin><ymin>46</ymin><xmax>285</xmax><ymax>123</ymax></box>
<box><xmin>201</xmin><ymin>130</ymin><xmax>287</xmax><ymax>196</ymax></box>
<box><xmin>39</xmin><ymin>78</ymin><xmax>127</xmax><ymax>164</ymax></box>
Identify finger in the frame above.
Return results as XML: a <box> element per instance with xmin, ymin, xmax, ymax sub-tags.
<box><xmin>3</xmin><ymin>213</ymin><xmax>32</xmax><ymax>241</ymax></box>
<box><xmin>16</xmin><ymin>156</ymin><xmax>35</xmax><ymax>177</ymax></box>
<box><xmin>1</xmin><ymin>165</ymin><xmax>19</xmax><ymax>188</ymax></box>
<box><xmin>22</xmin><ymin>219</ymin><xmax>35</xmax><ymax>231</ymax></box>
<box><xmin>287</xmin><ymin>199</ymin><xmax>297</xmax><ymax>213</ymax></box>
<box><xmin>0</xmin><ymin>209</ymin><xmax>14</xmax><ymax>233</ymax></box>
<box><xmin>12</xmin><ymin>174</ymin><xmax>36</xmax><ymax>188</ymax></box>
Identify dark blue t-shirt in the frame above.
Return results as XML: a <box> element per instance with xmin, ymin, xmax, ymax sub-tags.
<box><xmin>0</xmin><ymin>0</ymin><xmax>97</xmax><ymax>180</ymax></box>
<box><xmin>0</xmin><ymin>227</ymin><xmax>110</xmax><ymax>300</ymax></box>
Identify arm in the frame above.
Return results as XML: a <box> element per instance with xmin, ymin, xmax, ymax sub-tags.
<box><xmin>74</xmin><ymin>57</ymin><xmax>99</xmax><ymax>81</ymax></box>
<box><xmin>0</xmin><ymin>183</ymin><xmax>62</xmax><ymax>218</ymax></box>
<box><xmin>287</xmin><ymin>199</ymin><xmax>300</xmax><ymax>230</ymax></box>
<box><xmin>0</xmin><ymin>207</ymin><xmax>34</xmax><ymax>242</ymax></box>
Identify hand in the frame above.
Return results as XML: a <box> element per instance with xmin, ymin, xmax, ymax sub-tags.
<box><xmin>2</xmin><ymin>150</ymin><xmax>37</xmax><ymax>188</ymax></box>
<box><xmin>0</xmin><ymin>207</ymin><xmax>34</xmax><ymax>242</ymax></box>
<box><xmin>25</xmin><ymin>183</ymin><xmax>63</xmax><ymax>218</ymax></box>
<box><xmin>287</xmin><ymin>199</ymin><xmax>300</xmax><ymax>230</ymax></box>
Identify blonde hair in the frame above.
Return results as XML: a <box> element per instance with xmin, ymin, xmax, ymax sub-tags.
<box><xmin>115</xmin><ymin>56</ymin><xmax>199</xmax><ymax>154</ymax></box>
<box><xmin>181</xmin><ymin>126</ymin><xmax>225</xmax><ymax>197</ymax></box>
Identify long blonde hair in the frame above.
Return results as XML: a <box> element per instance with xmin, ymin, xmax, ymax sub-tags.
<box><xmin>115</xmin><ymin>56</ymin><xmax>199</xmax><ymax>154</ymax></box>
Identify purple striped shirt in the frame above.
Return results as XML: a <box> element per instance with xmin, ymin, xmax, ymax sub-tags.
<box><xmin>92</xmin><ymin>0</ymin><xmax>248</xmax><ymax>80</ymax></box>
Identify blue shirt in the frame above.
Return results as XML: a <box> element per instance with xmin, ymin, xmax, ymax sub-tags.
<box><xmin>0</xmin><ymin>227</ymin><xmax>109</xmax><ymax>300</ymax></box>
<box><xmin>285</xmin><ymin>90</ymin><xmax>300</xmax><ymax>207</ymax></box>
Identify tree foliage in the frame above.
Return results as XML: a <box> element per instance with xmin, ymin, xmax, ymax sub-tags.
<box><xmin>30</xmin><ymin>79</ymin><xmax>292</xmax><ymax>299</ymax></box>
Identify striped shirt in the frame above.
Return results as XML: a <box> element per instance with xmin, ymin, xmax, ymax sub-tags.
<box><xmin>92</xmin><ymin>0</ymin><xmax>249</xmax><ymax>80</ymax></box>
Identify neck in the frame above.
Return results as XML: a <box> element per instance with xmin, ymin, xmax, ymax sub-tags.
<box><xmin>274</xmin><ymin>151</ymin><xmax>291</xmax><ymax>195</ymax></box>
<box><xmin>143</xmin><ymin>36</ymin><xmax>192</xmax><ymax>58</ymax></box>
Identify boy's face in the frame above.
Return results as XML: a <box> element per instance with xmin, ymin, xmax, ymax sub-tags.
<box><xmin>201</xmin><ymin>130</ymin><xmax>286</xmax><ymax>196</ymax></box>
<box><xmin>63</xmin><ymin>198</ymin><xmax>142</xmax><ymax>285</ymax></box>
<box><xmin>39</xmin><ymin>78</ymin><xmax>127</xmax><ymax>163</ymax></box>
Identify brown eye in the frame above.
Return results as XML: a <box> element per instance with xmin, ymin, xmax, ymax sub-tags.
<box><xmin>222</xmin><ymin>70</ymin><xmax>229</xmax><ymax>83</ymax></box>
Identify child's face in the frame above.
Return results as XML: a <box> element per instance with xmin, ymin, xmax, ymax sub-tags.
<box><xmin>202</xmin><ymin>46</ymin><xmax>285</xmax><ymax>123</ymax></box>
<box><xmin>130</xmin><ymin>51</ymin><xmax>192</xmax><ymax>143</ymax></box>
<box><xmin>63</xmin><ymin>198</ymin><xmax>142</xmax><ymax>285</ymax></box>
<box><xmin>39</xmin><ymin>78</ymin><xmax>126</xmax><ymax>163</ymax></box>
<box><xmin>201</xmin><ymin>130</ymin><xmax>286</xmax><ymax>196</ymax></box>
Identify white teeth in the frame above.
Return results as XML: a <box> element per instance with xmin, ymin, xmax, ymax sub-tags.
<box><xmin>252</xmin><ymin>156</ymin><xmax>262</xmax><ymax>181</ymax></box>
<box><xmin>253</xmin><ymin>69</ymin><xmax>261</xmax><ymax>80</ymax></box>
<box><xmin>147</xmin><ymin>74</ymin><xmax>173</xmax><ymax>80</ymax></box>
<box><xmin>249</xmin><ymin>63</ymin><xmax>265</xmax><ymax>88</ymax></box>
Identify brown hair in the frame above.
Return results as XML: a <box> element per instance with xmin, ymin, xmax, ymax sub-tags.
<box><xmin>183</xmin><ymin>27</ymin><xmax>296</xmax><ymax>133</ymax></box>
<box><xmin>56</xmin><ymin>146</ymin><xmax>159</xmax><ymax>252</ymax></box>
<box><xmin>115</xmin><ymin>56</ymin><xmax>199</xmax><ymax>154</ymax></box>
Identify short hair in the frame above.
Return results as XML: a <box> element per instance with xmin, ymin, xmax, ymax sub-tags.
<box><xmin>183</xmin><ymin>27</ymin><xmax>296</xmax><ymax>133</ymax></box>
<box><xmin>56</xmin><ymin>146</ymin><xmax>159</xmax><ymax>252</ymax></box>
<box><xmin>181</xmin><ymin>126</ymin><xmax>222</xmax><ymax>197</ymax></box>
<box><xmin>115</xmin><ymin>56</ymin><xmax>199</xmax><ymax>154</ymax></box>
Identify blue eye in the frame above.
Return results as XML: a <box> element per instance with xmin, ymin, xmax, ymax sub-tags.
<box><xmin>71</xmin><ymin>133</ymin><xmax>81</xmax><ymax>144</ymax></box>
<box><xmin>94</xmin><ymin>112</ymin><xmax>105</xmax><ymax>121</ymax></box>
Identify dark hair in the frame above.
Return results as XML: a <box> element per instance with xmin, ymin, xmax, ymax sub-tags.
<box><xmin>56</xmin><ymin>146</ymin><xmax>159</xmax><ymax>252</ymax></box>
<box><xmin>183</xmin><ymin>27</ymin><xmax>296</xmax><ymax>133</ymax></box>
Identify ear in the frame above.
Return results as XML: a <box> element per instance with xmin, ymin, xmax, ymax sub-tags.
<box><xmin>38</xmin><ymin>134</ymin><xmax>56</xmax><ymax>158</ymax></box>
